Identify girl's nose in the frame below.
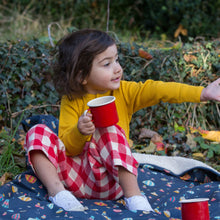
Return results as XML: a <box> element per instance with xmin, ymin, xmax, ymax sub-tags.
<box><xmin>114</xmin><ymin>62</ymin><xmax>122</xmax><ymax>74</ymax></box>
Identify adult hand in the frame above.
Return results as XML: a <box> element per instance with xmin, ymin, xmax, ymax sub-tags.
<box><xmin>77</xmin><ymin>112</ymin><xmax>95</xmax><ymax>135</ymax></box>
<box><xmin>200</xmin><ymin>78</ymin><xmax>220</xmax><ymax>102</ymax></box>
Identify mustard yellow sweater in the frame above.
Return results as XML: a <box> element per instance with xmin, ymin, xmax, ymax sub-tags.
<box><xmin>59</xmin><ymin>80</ymin><xmax>204</xmax><ymax>156</ymax></box>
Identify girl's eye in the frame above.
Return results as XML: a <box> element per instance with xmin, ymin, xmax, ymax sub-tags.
<box><xmin>104</xmin><ymin>62</ymin><xmax>110</xmax><ymax>67</ymax></box>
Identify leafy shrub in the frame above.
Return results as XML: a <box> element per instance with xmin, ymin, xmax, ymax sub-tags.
<box><xmin>0</xmin><ymin>40</ymin><xmax>59</xmax><ymax>129</ymax></box>
<box><xmin>2</xmin><ymin>0</ymin><xmax>220</xmax><ymax>40</ymax></box>
<box><xmin>133</xmin><ymin>0</ymin><xmax>220</xmax><ymax>38</ymax></box>
<box><xmin>118</xmin><ymin>39</ymin><xmax>220</xmax><ymax>139</ymax></box>
<box><xmin>1</xmin><ymin>36</ymin><xmax>220</xmax><ymax>132</ymax></box>
<box><xmin>0</xmin><ymin>34</ymin><xmax>220</xmax><ymax>173</ymax></box>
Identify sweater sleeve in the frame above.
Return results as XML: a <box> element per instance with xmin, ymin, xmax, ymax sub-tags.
<box><xmin>58</xmin><ymin>97</ymin><xmax>91</xmax><ymax>156</ymax></box>
<box><xmin>120</xmin><ymin>80</ymin><xmax>204</xmax><ymax>113</ymax></box>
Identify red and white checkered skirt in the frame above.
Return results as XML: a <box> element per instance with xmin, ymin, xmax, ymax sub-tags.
<box><xmin>24</xmin><ymin>124</ymin><xmax>138</xmax><ymax>200</ymax></box>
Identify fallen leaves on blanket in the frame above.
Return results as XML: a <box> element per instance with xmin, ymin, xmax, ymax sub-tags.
<box><xmin>190</xmin><ymin>127</ymin><xmax>220</xmax><ymax>142</ymax></box>
<box><xmin>0</xmin><ymin>172</ymin><xmax>12</xmax><ymax>186</ymax></box>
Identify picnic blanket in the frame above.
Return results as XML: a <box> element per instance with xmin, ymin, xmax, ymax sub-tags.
<box><xmin>0</xmin><ymin>115</ymin><xmax>219</xmax><ymax>220</ymax></box>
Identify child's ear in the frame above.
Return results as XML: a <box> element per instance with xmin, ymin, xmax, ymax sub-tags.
<box><xmin>77</xmin><ymin>70</ymin><xmax>87</xmax><ymax>85</ymax></box>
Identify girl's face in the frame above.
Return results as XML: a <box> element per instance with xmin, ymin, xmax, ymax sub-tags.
<box><xmin>82</xmin><ymin>44</ymin><xmax>123</xmax><ymax>94</ymax></box>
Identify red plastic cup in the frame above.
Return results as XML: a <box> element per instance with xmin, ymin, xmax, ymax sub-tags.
<box><xmin>180</xmin><ymin>198</ymin><xmax>210</xmax><ymax>220</ymax></box>
<box><xmin>86</xmin><ymin>96</ymin><xmax>119</xmax><ymax>128</ymax></box>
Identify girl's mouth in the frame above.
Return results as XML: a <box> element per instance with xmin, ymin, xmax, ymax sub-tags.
<box><xmin>112</xmin><ymin>76</ymin><xmax>121</xmax><ymax>82</ymax></box>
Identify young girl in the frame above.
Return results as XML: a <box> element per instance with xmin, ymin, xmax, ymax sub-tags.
<box><xmin>24</xmin><ymin>29</ymin><xmax>220</xmax><ymax>212</ymax></box>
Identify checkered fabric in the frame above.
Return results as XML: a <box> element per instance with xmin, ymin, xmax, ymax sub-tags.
<box><xmin>24</xmin><ymin>124</ymin><xmax>138</xmax><ymax>200</ymax></box>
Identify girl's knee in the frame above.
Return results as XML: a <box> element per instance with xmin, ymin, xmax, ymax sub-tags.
<box><xmin>27</xmin><ymin>124</ymin><xmax>52</xmax><ymax>135</ymax></box>
<box><xmin>29</xmin><ymin>149</ymin><xmax>47</xmax><ymax>164</ymax></box>
<box><xmin>25</xmin><ymin>124</ymin><xmax>58</xmax><ymax>146</ymax></box>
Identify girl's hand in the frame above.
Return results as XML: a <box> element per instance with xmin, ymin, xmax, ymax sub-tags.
<box><xmin>200</xmin><ymin>78</ymin><xmax>220</xmax><ymax>102</ymax></box>
<box><xmin>77</xmin><ymin>112</ymin><xmax>95</xmax><ymax>135</ymax></box>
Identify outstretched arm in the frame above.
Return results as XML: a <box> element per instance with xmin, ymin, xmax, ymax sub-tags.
<box><xmin>200</xmin><ymin>78</ymin><xmax>220</xmax><ymax>102</ymax></box>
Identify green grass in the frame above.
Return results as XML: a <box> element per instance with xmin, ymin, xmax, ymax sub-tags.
<box><xmin>0</xmin><ymin>4</ymin><xmax>65</xmax><ymax>43</ymax></box>
<box><xmin>0</xmin><ymin>112</ymin><xmax>26</xmax><ymax>183</ymax></box>
<box><xmin>0</xmin><ymin>2</ymin><xmax>151</xmax><ymax>44</ymax></box>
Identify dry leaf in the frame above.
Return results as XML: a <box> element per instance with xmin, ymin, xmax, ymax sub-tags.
<box><xmin>139</xmin><ymin>141</ymin><xmax>157</xmax><ymax>154</ymax></box>
<box><xmin>139</xmin><ymin>128</ymin><xmax>165</xmax><ymax>152</ymax></box>
<box><xmin>151</xmin><ymin>133</ymin><xmax>163</xmax><ymax>143</ymax></box>
<box><xmin>201</xmin><ymin>131</ymin><xmax>220</xmax><ymax>142</ymax></box>
<box><xmin>184</xmin><ymin>54</ymin><xmax>197</xmax><ymax>62</ymax></box>
<box><xmin>14</xmin><ymin>155</ymin><xmax>26</xmax><ymax>168</ymax></box>
<box><xmin>174</xmin><ymin>24</ymin><xmax>188</xmax><ymax>38</ymax></box>
<box><xmin>155</xmin><ymin>142</ymin><xmax>165</xmax><ymax>152</ymax></box>
<box><xmin>0</xmin><ymin>172</ymin><xmax>12</xmax><ymax>186</ymax></box>
<box><xmin>192</xmin><ymin>152</ymin><xmax>205</xmax><ymax>161</ymax></box>
<box><xmin>186</xmin><ymin>133</ymin><xmax>197</xmax><ymax>149</ymax></box>
<box><xmin>191</xmin><ymin>66</ymin><xmax>203</xmax><ymax>77</ymax></box>
<box><xmin>190</xmin><ymin>127</ymin><xmax>220</xmax><ymax>142</ymax></box>
<box><xmin>138</xmin><ymin>48</ymin><xmax>153</xmax><ymax>60</ymax></box>
<box><xmin>151</xmin><ymin>133</ymin><xmax>165</xmax><ymax>151</ymax></box>
<box><xmin>129</xmin><ymin>139</ymin><xmax>133</xmax><ymax>148</ymax></box>
<box><xmin>139</xmin><ymin>128</ymin><xmax>158</xmax><ymax>139</ymax></box>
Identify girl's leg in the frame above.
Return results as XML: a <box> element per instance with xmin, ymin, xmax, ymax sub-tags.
<box><xmin>30</xmin><ymin>150</ymin><xmax>85</xmax><ymax>211</ymax></box>
<box><xmin>25</xmin><ymin>124</ymin><xmax>86</xmax><ymax>211</ymax></box>
<box><xmin>89</xmin><ymin>125</ymin><xmax>154</xmax><ymax>212</ymax></box>
<box><xmin>118</xmin><ymin>166</ymin><xmax>154</xmax><ymax>212</ymax></box>
<box><xmin>30</xmin><ymin>150</ymin><xmax>65</xmax><ymax>197</ymax></box>
<box><xmin>118</xmin><ymin>166</ymin><xmax>141</xmax><ymax>198</ymax></box>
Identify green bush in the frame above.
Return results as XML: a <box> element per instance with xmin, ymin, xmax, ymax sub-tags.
<box><xmin>1</xmin><ymin>0</ymin><xmax>219</xmax><ymax>41</ymax></box>
<box><xmin>134</xmin><ymin>0</ymin><xmax>220</xmax><ymax>39</ymax></box>
<box><xmin>1</xmin><ymin>36</ymin><xmax>219</xmax><ymax>132</ymax></box>
<box><xmin>0</xmin><ymin>40</ymin><xmax>59</xmax><ymax>129</ymax></box>
<box><xmin>117</xmin><ymin>39</ymin><xmax>220</xmax><ymax>139</ymax></box>
<box><xmin>0</xmin><ymin>34</ymin><xmax>220</xmax><ymax>172</ymax></box>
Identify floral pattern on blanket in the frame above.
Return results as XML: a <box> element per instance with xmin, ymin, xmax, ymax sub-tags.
<box><xmin>0</xmin><ymin>163</ymin><xmax>219</xmax><ymax>220</ymax></box>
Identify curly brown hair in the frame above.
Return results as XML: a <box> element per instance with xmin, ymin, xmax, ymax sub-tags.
<box><xmin>53</xmin><ymin>29</ymin><xmax>116</xmax><ymax>100</ymax></box>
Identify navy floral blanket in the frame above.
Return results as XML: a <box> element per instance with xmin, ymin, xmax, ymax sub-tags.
<box><xmin>0</xmin><ymin>115</ymin><xmax>219</xmax><ymax>220</ymax></box>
